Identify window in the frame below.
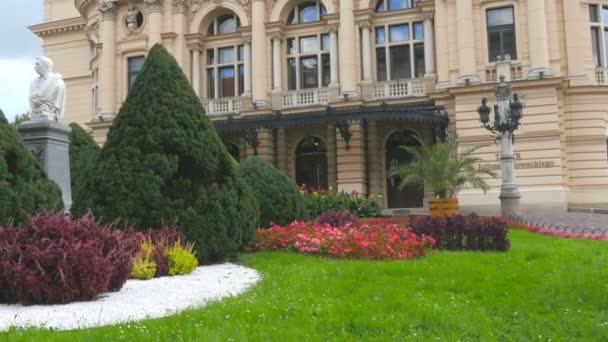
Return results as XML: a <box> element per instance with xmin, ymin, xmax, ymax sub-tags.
<box><xmin>206</xmin><ymin>45</ymin><xmax>244</xmax><ymax>98</ymax></box>
<box><xmin>589</xmin><ymin>4</ymin><xmax>608</xmax><ymax>67</ymax></box>
<box><xmin>375</xmin><ymin>23</ymin><xmax>424</xmax><ymax>81</ymax></box>
<box><xmin>375</xmin><ymin>0</ymin><xmax>418</xmax><ymax>12</ymax></box>
<box><xmin>207</xmin><ymin>13</ymin><xmax>240</xmax><ymax>36</ymax></box>
<box><xmin>286</xmin><ymin>34</ymin><xmax>330</xmax><ymax>90</ymax></box>
<box><xmin>486</xmin><ymin>7</ymin><xmax>517</xmax><ymax>62</ymax></box>
<box><xmin>127</xmin><ymin>56</ymin><xmax>145</xmax><ymax>90</ymax></box>
<box><xmin>287</xmin><ymin>0</ymin><xmax>327</xmax><ymax>25</ymax></box>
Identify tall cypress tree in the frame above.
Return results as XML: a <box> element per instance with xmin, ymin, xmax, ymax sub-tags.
<box><xmin>68</xmin><ymin>123</ymin><xmax>100</xmax><ymax>210</ymax></box>
<box><xmin>0</xmin><ymin>108</ymin><xmax>63</xmax><ymax>226</ymax></box>
<box><xmin>74</xmin><ymin>45</ymin><xmax>259</xmax><ymax>263</ymax></box>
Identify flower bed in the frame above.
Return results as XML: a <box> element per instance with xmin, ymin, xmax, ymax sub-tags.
<box><xmin>300</xmin><ymin>186</ymin><xmax>382</xmax><ymax>219</ymax></box>
<box><xmin>509</xmin><ymin>222</ymin><xmax>608</xmax><ymax>241</ymax></box>
<box><xmin>409</xmin><ymin>214</ymin><xmax>510</xmax><ymax>251</ymax></box>
<box><xmin>252</xmin><ymin>221</ymin><xmax>435</xmax><ymax>260</ymax></box>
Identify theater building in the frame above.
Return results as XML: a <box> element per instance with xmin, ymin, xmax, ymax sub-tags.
<box><xmin>31</xmin><ymin>0</ymin><xmax>608</xmax><ymax>214</ymax></box>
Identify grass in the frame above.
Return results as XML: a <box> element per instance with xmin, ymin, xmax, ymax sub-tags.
<box><xmin>3</xmin><ymin>229</ymin><xmax>608</xmax><ymax>341</ymax></box>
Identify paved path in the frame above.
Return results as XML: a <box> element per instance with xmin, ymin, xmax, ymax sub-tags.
<box><xmin>512</xmin><ymin>210</ymin><xmax>608</xmax><ymax>235</ymax></box>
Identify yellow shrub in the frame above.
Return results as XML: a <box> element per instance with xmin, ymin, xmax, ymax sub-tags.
<box><xmin>167</xmin><ymin>241</ymin><xmax>198</xmax><ymax>276</ymax></box>
<box><xmin>130</xmin><ymin>239</ymin><xmax>157</xmax><ymax>280</ymax></box>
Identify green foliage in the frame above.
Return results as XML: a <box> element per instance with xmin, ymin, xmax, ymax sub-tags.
<box><xmin>239</xmin><ymin>157</ymin><xmax>308</xmax><ymax>227</ymax></box>
<box><xmin>68</xmin><ymin>123</ymin><xmax>100</xmax><ymax>210</ymax></box>
<box><xmin>389</xmin><ymin>133</ymin><xmax>497</xmax><ymax>198</ymax></box>
<box><xmin>167</xmin><ymin>241</ymin><xmax>198</xmax><ymax>276</ymax></box>
<box><xmin>0</xmin><ymin>109</ymin><xmax>62</xmax><ymax>226</ymax></box>
<box><xmin>302</xmin><ymin>187</ymin><xmax>382</xmax><ymax>219</ymax></box>
<box><xmin>130</xmin><ymin>239</ymin><xmax>156</xmax><ymax>280</ymax></box>
<box><xmin>11</xmin><ymin>113</ymin><xmax>30</xmax><ymax>128</ymax></box>
<box><xmin>74</xmin><ymin>44</ymin><xmax>259</xmax><ymax>263</ymax></box>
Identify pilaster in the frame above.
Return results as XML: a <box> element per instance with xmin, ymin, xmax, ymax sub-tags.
<box><xmin>336</xmin><ymin>120</ymin><xmax>366</xmax><ymax>194</ymax></box>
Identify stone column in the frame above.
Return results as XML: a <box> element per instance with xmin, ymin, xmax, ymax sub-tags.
<box><xmin>336</xmin><ymin>121</ymin><xmax>366</xmax><ymax>194</ymax></box>
<box><xmin>18</xmin><ymin>120</ymin><xmax>72</xmax><ymax>210</ymax></box>
<box><xmin>339</xmin><ymin>0</ymin><xmax>358</xmax><ymax>97</ymax></box>
<box><xmin>172</xmin><ymin>0</ymin><xmax>186</xmax><ymax>69</ymax></box>
<box><xmin>98</xmin><ymin>1</ymin><xmax>117</xmax><ymax>119</ymax></box>
<box><xmin>527</xmin><ymin>0</ymin><xmax>551</xmax><ymax>78</ymax></box>
<box><xmin>455</xmin><ymin>0</ymin><xmax>479</xmax><ymax>84</ymax></box>
<box><xmin>257</xmin><ymin>128</ymin><xmax>275</xmax><ymax>165</ymax></box>
<box><xmin>327</xmin><ymin>124</ymin><xmax>337</xmax><ymax>189</ymax></box>
<box><xmin>423</xmin><ymin>14</ymin><xmax>435</xmax><ymax>76</ymax></box>
<box><xmin>272</xmin><ymin>35</ymin><xmax>282</xmax><ymax>91</ymax></box>
<box><xmin>251</xmin><ymin>0</ymin><xmax>269</xmax><ymax>105</ymax></box>
<box><xmin>277</xmin><ymin>126</ymin><xmax>288</xmax><ymax>174</ymax></box>
<box><xmin>562</xmin><ymin>0</ymin><xmax>589</xmax><ymax>85</ymax></box>
<box><xmin>360</xmin><ymin>23</ymin><xmax>372</xmax><ymax>82</ymax></box>
<box><xmin>366</xmin><ymin>120</ymin><xmax>382</xmax><ymax>196</ymax></box>
<box><xmin>192</xmin><ymin>48</ymin><xmax>201</xmax><ymax>96</ymax></box>
<box><xmin>243</xmin><ymin>38</ymin><xmax>252</xmax><ymax>96</ymax></box>
<box><xmin>145</xmin><ymin>0</ymin><xmax>163</xmax><ymax>49</ymax></box>
<box><xmin>435</xmin><ymin>0</ymin><xmax>449</xmax><ymax>88</ymax></box>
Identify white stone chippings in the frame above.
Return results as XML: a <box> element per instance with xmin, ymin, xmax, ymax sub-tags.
<box><xmin>0</xmin><ymin>263</ymin><xmax>261</xmax><ymax>331</ymax></box>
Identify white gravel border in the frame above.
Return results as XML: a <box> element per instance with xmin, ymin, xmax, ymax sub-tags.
<box><xmin>0</xmin><ymin>263</ymin><xmax>260</xmax><ymax>331</ymax></box>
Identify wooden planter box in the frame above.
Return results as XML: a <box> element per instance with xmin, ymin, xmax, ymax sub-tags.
<box><xmin>429</xmin><ymin>198</ymin><xmax>459</xmax><ymax>217</ymax></box>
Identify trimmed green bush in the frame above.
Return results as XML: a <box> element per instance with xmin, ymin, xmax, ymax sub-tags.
<box><xmin>73</xmin><ymin>45</ymin><xmax>259</xmax><ymax>263</ymax></box>
<box><xmin>68</xmin><ymin>123</ymin><xmax>100</xmax><ymax>210</ymax></box>
<box><xmin>239</xmin><ymin>156</ymin><xmax>309</xmax><ymax>227</ymax></box>
<box><xmin>0</xmin><ymin>108</ymin><xmax>62</xmax><ymax>226</ymax></box>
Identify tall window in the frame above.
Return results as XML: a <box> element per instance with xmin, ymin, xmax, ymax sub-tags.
<box><xmin>208</xmin><ymin>13</ymin><xmax>240</xmax><ymax>35</ymax></box>
<box><xmin>288</xmin><ymin>0</ymin><xmax>327</xmax><ymax>24</ymax></box>
<box><xmin>128</xmin><ymin>56</ymin><xmax>145</xmax><ymax>90</ymax></box>
<box><xmin>486</xmin><ymin>7</ymin><xmax>517</xmax><ymax>62</ymax></box>
<box><xmin>590</xmin><ymin>4</ymin><xmax>608</xmax><ymax>67</ymax></box>
<box><xmin>375</xmin><ymin>0</ymin><xmax>418</xmax><ymax>12</ymax></box>
<box><xmin>375</xmin><ymin>23</ymin><xmax>424</xmax><ymax>81</ymax></box>
<box><xmin>206</xmin><ymin>45</ymin><xmax>245</xmax><ymax>98</ymax></box>
<box><xmin>287</xmin><ymin>34</ymin><xmax>330</xmax><ymax>90</ymax></box>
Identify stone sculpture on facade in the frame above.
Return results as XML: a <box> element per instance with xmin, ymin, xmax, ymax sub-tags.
<box><xmin>29</xmin><ymin>56</ymin><xmax>65</xmax><ymax>122</ymax></box>
<box><xmin>126</xmin><ymin>3</ymin><xmax>139</xmax><ymax>31</ymax></box>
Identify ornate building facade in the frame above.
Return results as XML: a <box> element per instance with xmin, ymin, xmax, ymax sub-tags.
<box><xmin>31</xmin><ymin>0</ymin><xmax>608</xmax><ymax>213</ymax></box>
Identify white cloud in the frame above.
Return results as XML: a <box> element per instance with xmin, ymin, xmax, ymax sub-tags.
<box><xmin>0</xmin><ymin>58</ymin><xmax>37</xmax><ymax>122</ymax></box>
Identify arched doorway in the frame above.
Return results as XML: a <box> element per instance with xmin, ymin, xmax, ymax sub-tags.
<box><xmin>296</xmin><ymin>137</ymin><xmax>328</xmax><ymax>190</ymax></box>
<box><xmin>225</xmin><ymin>143</ymin><xmax>240</xmax><ymax>161</ymax></box>
<box><xmin>386</xmin><ymin>130</ymin><xmax>424</xmax><ymax>208</ymax></box>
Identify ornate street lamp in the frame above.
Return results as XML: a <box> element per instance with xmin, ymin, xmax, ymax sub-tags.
<box><xmin>477</xmin><ymin>75</ymin><xmax>523</xmax><ymax>218</ymax></box>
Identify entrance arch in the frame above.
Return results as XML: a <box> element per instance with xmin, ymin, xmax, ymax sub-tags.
<box><xmin>385</xmin><ymin>130</ymin><xmax>424</xmax><ymax>208</ymax></box>
<box><xmin>296</xmin><ymin>136</ymin><xmax>328</xmax><ymax>190</ymax></box>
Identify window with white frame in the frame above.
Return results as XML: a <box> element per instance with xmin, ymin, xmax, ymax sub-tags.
<box><xmin>286</xmin><ymin>34</ymin><xmax>330</xmax><ymax>90</ymax></box>
<box><xmin>374</xmin><ymin>23</ymin><xmax>425</xmax><ymax>81</ymax></box>
<box><xmin>589</xmin><ymin>4</ymin><xmax>608</xmax><ymax>67</ymax></box>
<box><xmin>206</xmin><ymin>45</ymin><xmax>245</xmax><ymax>98</ymax></box>
<box><xmin>486</xmin><ymin>7</ymin><xmax>517</xmax><ymax>62</ymax></box>
<box><xmin>207</xmin><ymin>13</ymin><xmax>240</xmax><ymax>36</ymax></box>
<box><xmin>287</xmin><ymin>0</ymin><xmax>327</xmax><ymax>25</ymax></box>
<box><xmin>375</xmin><ymin>0</ymin><xmax>418</xmax><ymax>12</ymax></box>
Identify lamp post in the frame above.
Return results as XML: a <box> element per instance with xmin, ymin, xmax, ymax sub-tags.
<box><xmin>477</xmin><ymin>75</ymin><xmax>523</xmax><ymax>218</ymax></box>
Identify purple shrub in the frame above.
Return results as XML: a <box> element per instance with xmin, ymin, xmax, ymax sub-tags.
<box><xmin>409</xmin><ymin>214</ymin><xmax>510</xmax><ymax>251</ymax></box>
<box><xmin>315</xmin><ymin>210</ymin><xmax>362</xmax><ymax>229</ymax></box>
<box><xmin>0</xmin><ymin>212</ymin><xmax>141</xmax><ymax>305</ymax></box>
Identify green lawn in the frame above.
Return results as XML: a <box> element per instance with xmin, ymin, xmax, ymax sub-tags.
<box><xmin>4</xmin><ymin>230</ymin><xmax>608</xmax><ymax>341</ymax></box>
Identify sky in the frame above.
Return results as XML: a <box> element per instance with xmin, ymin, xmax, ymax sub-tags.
<box><xmin>0</xmin><ymin>2</ymin><xmax>44</xmax><ymax>122</ymax></box>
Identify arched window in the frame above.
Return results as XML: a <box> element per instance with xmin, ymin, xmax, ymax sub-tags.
<box><xmin>225</xmin><ymin>143</ymin><xmax>240</xmax><ymax>161</ymax></box>
<box><xmin>296</xmin><ymin>137</ymin><xmax>328</xmax><ymax>190</ymax></box>
<box><xmin>207</xmin><ymin>13</ymin><xmax>240</xmax><ymax>36</ymax></box>
<box><xmin>375</xmin><ymin>0</ymin><xmax>418</xmax><ymax>13</ymax></box>
<box><xmin>385</xmin><ymin>130</ymin><xmax>423</xmax><ymax>208</ymax></box>
<box><xmin>287</xmin><ymin>0</ymin><xmax>327</xmax><ymax>25</ymax></box>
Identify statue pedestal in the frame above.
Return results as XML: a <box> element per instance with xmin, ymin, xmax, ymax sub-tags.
<box><xmin>17</xmin><ymin>119</ymin><xmax>72</xmax><ymax>211</ymax></box>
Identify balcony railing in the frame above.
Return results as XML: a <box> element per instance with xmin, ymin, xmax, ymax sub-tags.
<box><xmin>372</xmin><ymin>79</ymin><xmax>425</xmax><ymax>100</ymax></box>
<box><xmin>281</xmin><ymin>88</ymin><xmax>329</xmax><ymax>108</ymax></box>
<box><xmin>596</xmin><ymin>68</ymin><xmax>608</xmax><ymax>85</ymax></box>
<box><xmin>202</xmin><ymin>97</ymin><xmax>242</xmax><ymax>115</ymax></box>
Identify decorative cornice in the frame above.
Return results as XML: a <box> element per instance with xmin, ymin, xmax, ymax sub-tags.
<box><xmin>29</xmin><ymin>17</ymin><xmax>87</xmax><ymax>37</ymax></box>
<box><xmin>99</xmin><ymin>0</ymin><xmax>118</xmax><ymax>20</ymax></box>
<box><xmin>172</xmin><ymin>0</ymin><xmax>187</xmax><ymax>14</ymax></box>
<box><xmin>145</xmin><ymin>0</ymin><xmax>164</xmax><ymax>12</ymax></box>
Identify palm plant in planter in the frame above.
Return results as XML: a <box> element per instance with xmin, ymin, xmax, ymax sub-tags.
<box><xmin>389</xmin><ymin>134</ymin><xmax>496</xmax><ymax>216</ymax></box>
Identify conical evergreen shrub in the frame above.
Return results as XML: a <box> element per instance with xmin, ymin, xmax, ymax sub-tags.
<box><xmin>69</xmin><ymin>123</ymin><xmax>100</xmax><ymax>210</ymax></box>
<box><xmin>73</xmin><ymin>45</ymin><xmax>259</xmax><ymax>263</ymax></box>
<box><xmin>0</xmin><ymin>108</ymin><xmax>63</xmax><ymax>226</ymax></box>
<box><xmin>239</xmin><ymin>156</ymin><xmax>309</xmax><ymax>227</ymax></box>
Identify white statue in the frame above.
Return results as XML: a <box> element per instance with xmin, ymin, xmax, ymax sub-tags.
<box><xmin>29</xmin><ymin>56</ymin><xmax>65</xmax><ymax>121</ymax></box>
<box><xmin>126</xmin><ymin>3</ymin><xmax>138</xmax><ymax>32</ymax></box>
